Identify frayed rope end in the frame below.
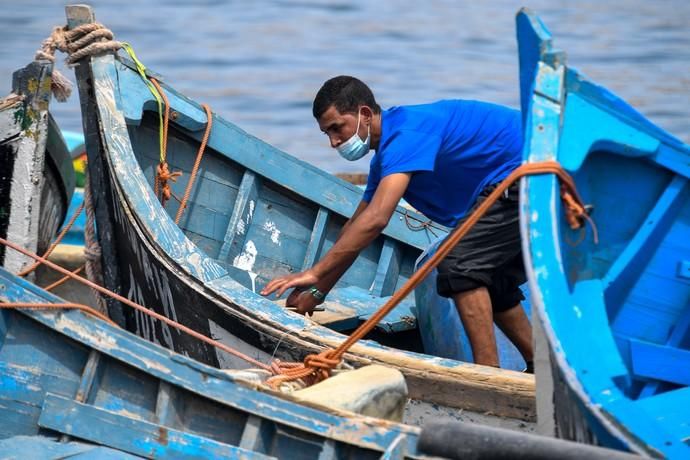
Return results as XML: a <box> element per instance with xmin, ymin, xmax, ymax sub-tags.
<box><xmin>50</xmin><ymin>69</ymin><xmax>72</xmax><ymax>102</ymax></box>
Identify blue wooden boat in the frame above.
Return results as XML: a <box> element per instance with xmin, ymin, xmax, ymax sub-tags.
<box><xmin>0</xmin><ymin>266</ymin><xmax>425</xmax><ymax>458</ymax></box>
<box><xmin>518</xmin><ymin>9</ymin><xmax>690</xmax><ymax>457</ymax></box>
<box><xmin>0</xmin><ymin>60</ymin><xmax>75</xmax><ymax>273</ymax></box>
<box><xmin>66</xmin><ymin>4</ymin><xmax>535</xmax><ymax>429</ymax></box>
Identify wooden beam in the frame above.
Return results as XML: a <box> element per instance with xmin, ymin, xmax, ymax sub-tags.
<box><xmin>65</xmin><ymin>4</ymin><xmax>126</xmax><ymax>326</ymax></box>
<box><xmin>39</xmin><ymin>393</ymin><xmax>274</xmax><ymax>459</ymax></box>
<box><xmin>630</xmin><ymin>339</ymin><xmax>690</xmax><ymax>387</ymax></box>
<box><xmin>238</xmin><ymin>414</ymin><xmax>274</xmax><ymax>454</ymax></box>
<box><xmin>155</xmin><ymin>381</ymin><xmax>183</xmax><ymax>427</ymax></box>
<box><xmin>371</xmin><ymin>239</ymin><xmax>402</xmax><ymax>297</ymax></box>
<box><xmin>604</xmin><ymin>176</ymin><xmax>689</xmax><ymax>317</ymax></box>
<box><xmin>639</xmin><ymin>303</ymin><xmax>690</xmax><ymax>397</ymax></box>
<box><xmin>60</xmin><ymin>350</ymin><xmax>102</xmax><ymax>442</ymax></box>
<box><xmin>218</xmin><ymin>169</ymin><xmax>260</xmax><ymax>261</ymax></box>
<box><xmin>302</xmin><ymin>207</ymin><xmax>329</xmax><ymax>270</ymax></box>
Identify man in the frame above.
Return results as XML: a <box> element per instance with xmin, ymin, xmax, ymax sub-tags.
<box><xmin>261</xmin><ymin>75</ymin><xmax>533</xmax><ymax>370</ymax></box>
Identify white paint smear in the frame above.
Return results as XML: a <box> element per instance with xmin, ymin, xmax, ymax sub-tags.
<box><xmin>263</xmin><ymin>221</ymin><xmax>281</xmax><ymax>245</ymax></box>
<box><xmin>233</xmin><ymin>240</ymin><xmax>257</xmax><ymax>271</ymax></box>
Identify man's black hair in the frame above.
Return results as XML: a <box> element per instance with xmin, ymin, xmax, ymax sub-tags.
<box><xmin>312</xmin><ymin>75</ymin><xmax>381</xmax><ymax>119</ymax></box>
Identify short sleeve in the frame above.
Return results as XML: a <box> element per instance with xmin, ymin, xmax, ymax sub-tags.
<box><xmin>362</xmin><ymin>155</ymin><xmax>381</xmax><ymax>203</ymax></box>
<box><xmin>380</xmin><ymin>130</ymin><xmax>441</xmax><ymax>178</ymax></box>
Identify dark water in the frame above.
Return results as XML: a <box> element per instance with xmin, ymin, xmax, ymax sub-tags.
<box><xmin>2</xmin><ymin>0</ymin><xmax>689</xmax><ymax>173</ymax></box>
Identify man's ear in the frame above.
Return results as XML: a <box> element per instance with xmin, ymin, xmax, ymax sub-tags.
<box><xmin>360</xmin><ymin>105</ymin><xmax>374</xmax><ymax>124</ymax></box>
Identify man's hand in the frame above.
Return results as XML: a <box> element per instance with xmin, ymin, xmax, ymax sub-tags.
<box><xmin>260</xmin><ymin>269</ymin><xmax>319</xmax><ymax>299</ymax></box>
<box><xmin>285</xmin><ymin>288</ymin><xmax>323</xmax><ymax>317</ymax></box>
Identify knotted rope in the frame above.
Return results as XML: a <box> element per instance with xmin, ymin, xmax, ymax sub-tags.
<box><xmin>83</xmin><ymin>174</ymin><xmax>108</xmax><ymax>315</ymax></box>
<box><xmin>265</xmin><ymin>160</ymin><xmax>598</xmax><ymax>388</ymax></box>
<box><xmin>35</xmin><ymin>23</ymin><xmax>122</xmax><ymax>102</ymax></box>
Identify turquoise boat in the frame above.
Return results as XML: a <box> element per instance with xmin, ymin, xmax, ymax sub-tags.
<box><xmin>0</xmin><ymin>266</ymin><xmax>424</xmax><ymax>458</ymax></box>
<box><xmin>518</xmin><ymin>9</ymin><xmax>690</xmax><ymax>457</ymax></box>
<box><xmin>66</xmin><ymin>4</ymin><xmax>535</xmax><ymax>429</ymax></box>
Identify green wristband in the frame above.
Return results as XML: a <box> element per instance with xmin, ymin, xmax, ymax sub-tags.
<box><xmin>308</xmin><ymin>286</ymin><xmax>326</xmax><ymax>301</ymax></box>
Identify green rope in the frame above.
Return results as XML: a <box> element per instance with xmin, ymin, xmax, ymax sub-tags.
<box><xmin>121</xmin><ymin>42</ymin><xmax>165</xmax><ymax>163</ymax></box>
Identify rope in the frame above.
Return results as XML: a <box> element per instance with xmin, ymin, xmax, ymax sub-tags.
<box><xmin>265</xmin><ymin>160</ymin><xmax>598</xmax><ymax>388</ymax></box>
<box><xmin>0</xmin><ymin>237</ymin><xmax>273</xmax><ymax>372</ymax></box>
<box><xmin>175</xmin><ymin>104</ymin><xmax>213</xmax><ymax>225</ymax></box>
<box><xmin>35</xmin><ymin>23</ymin><xmax>122</xmax><ymax>102</ymax></box>
<box><xmin>149</xmin><ymin>78</ymin><xmax>175</xmax><ymax>205</ymax></box>
<box><xmin>0</xmin><ymin>93</ymin><xmax>24</xmax><ymax>110</ymax></box>
<box><xmin>403</xmin><ymin>212</ymin><xmax>439</xmax><ymax>238</ymax></box>
<box><xmin>83</xmin><ymin>175</ymin><xmax>108</xmax><ymax>315</ymax></box>
<box><xmin>17</xmin><ymin>201</ymin><xmax>84</xmax><ymax>277</ymax></box>
<box><xmin>43</xmin><ymin>265</ymin><xmax>84</xmax><ymax>291</ymax></box>
<box><xmin>1</xmin><ymin>302</ymin><xmax>116</xmax><ymax>327</ymax></box>
<box><xmin>121</xmin><ymin>43</ymin><xmax>165</xmax><ymax>168</ymax></box>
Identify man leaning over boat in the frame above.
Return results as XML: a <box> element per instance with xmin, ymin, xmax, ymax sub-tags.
<box><xmin>262</xmin><ymin>76</ymin><xmax>533</xmax><ymax>372</ymax></box>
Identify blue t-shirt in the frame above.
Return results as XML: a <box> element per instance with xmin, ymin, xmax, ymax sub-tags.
<box><xmin>362</xmin><ymin>100</ymin><xmax>523</xmax><ymax>227</ymax></box>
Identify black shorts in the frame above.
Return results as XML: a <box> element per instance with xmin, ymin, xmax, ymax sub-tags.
<box><xmin>436</xmin><ymin>181</ymin><xmax>526</xmax><ymax>312</ymax></box>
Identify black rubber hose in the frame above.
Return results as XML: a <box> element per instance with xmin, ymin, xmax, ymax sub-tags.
<box><xmin>418</xmin><ymin>421</ymin><xmax>641</xmax><ymax>460</ymax></box>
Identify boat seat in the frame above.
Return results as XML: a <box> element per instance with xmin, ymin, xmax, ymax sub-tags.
<box><xmin>276</xmin><ymin>285</ymin><xmax>417</xmax><ymax>334</ymax></box>
<box><xmin>628</xmin><ymin>338</ymin><xmax>690</xmax><ymax>387</ymax></box>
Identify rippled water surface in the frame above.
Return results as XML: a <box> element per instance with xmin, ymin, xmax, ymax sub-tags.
<box><xmin>2</xmin><ymin>0</ymin><xmax>689</xmax><ymax>172</ymax></box>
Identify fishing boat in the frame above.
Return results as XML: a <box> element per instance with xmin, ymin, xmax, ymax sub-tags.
<box><xmin>66</xmin><ymin>4</ymin><xmax>535</xmax><ymax>429</ymax></box>
<box><xmin>0</xmin><ymin>60</ymin><xmax>74</xmax><ymax>274</ymax></box>
<box><xmin>518</xmin><ymin>9</ymin><xmax>690</xmax><ymax>457</ymax></box>
<box><xmin>0</xmin><ymin>266</ymin><xmax>425</xmax><ymax>458</ymax></box>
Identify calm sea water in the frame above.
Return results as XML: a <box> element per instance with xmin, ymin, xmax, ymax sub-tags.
<box><xmin>1</xmin><ymin>0</ymin><xmax>689</xmax><ymax>173</ymax></box>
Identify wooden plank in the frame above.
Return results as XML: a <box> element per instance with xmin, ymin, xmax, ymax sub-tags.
<box><xmin>302</xmin><ymin>207</ymin><xmax>329</xmax><ymax>270</ymax></box>
<box><xmin>2</xmin><ymin>61</ymin><xmax>52</xmax><ymax>273</ymax></box>
<box><xmin>75</xmin><ymin>350</ymin><xmax>101</xmax><ymax>403</ymax></box>
<box><xmin>0</xmin><ymin>435</ymin><xmax>141</xmax><ymax>459</ymax></box>
<box><xmin>39</xmin><ymin>393</ymin><xmax>275</xmax><ymax>459</ymax></box>
<box><xmin>639</xmin><ymin>303</ymin><xmax>690</xmax><ymax>397</ymax></box>
<box><xmin>155</xmin><ymin>381</ymin><xmax>182</xmax><ymax>427</ymax></box>
<box><xmin>61</xmin><ymin>350</ymin><xmax>102</xmax><ymax>442</ymax></box>
<box><xmin>238</xmin><ymin>414</ymin><xmax>275</xmax><ymax>454</ymax></box>
<box><xmin>316</xmin><ymin>439</ymin><xmax>336</xmax><ymax>460</ymax></box>
<box><xmin>604</xmin><ymin>175</ymin><xmax>689</xmax><ymax>317</ymax></box>
<box><xmin>65</xmin><ymin>5</ymin><xmax>126</xmax><ymax>327</ymax></box>
<box><xmin>370</xmin><ymin>239</ymin><xmax>402</xmax><ymax>297</ymax></box>
<box><xmin>629</xmin><ymin>339</ymin><xmax>690</xmax><ymax>386</ymax></box>
<box><xmin>218</xmin><ymin>169</ymin><xmax>260</xmax><ymax>261</ymax></box>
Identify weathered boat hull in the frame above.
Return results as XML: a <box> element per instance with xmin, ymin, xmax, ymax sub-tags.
<box><xmin>68</xmin><ymin>5</ymin><xmax>535</xmax><ymax>429</ymax></box>
<box><xmin>0</xmin><ymin>267</ymin><xmax>424</xmax><ymax>458</ymax></box>
<box><xmin>0</xmin><ymin>61</ymin><xmax>74</xmax><ymax>273</ymax></box>
<box><xmin>518</xmin><ymin>9</ymin><xmax>690</xmax><ymax>457</ymax></box>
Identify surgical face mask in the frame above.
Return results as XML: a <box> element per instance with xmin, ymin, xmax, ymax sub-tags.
<box><xmin>336</xmin><ymin>111</ymin><xmax>370</xmax><ymax>161</ymax></box>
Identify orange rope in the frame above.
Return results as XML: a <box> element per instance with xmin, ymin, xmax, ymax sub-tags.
<box><xmin>175</xmin><ymin>104</ymin><xmax>212</xmax><ymax>225</ymax></box>
<box><xmin>149</xmin><ymin>77</ymin><xmax>177</xmax><ymax>206</ymax></box>
<box><xmin>18</xmin><ymin>200</ymin><xmax>85</xmax><ymax>277</ymax></box>
<box><xmin>1</xmin><ymin>302</ymin><xmax>116</xmax><ymax>327</ymax></box>
<box><xmin>155</xmin><ymin>162</ymin><xmax>182</xmax><ymax>206</ymax></box>
<box><xmin>265</xmin><ymin>161</ymin><xmax>598</xmax><ymax>388</ymax></box>
<box><xmin>43</xmin><ymin>265</ymin><xmax>84</xmax><ymax>291</ymax></box>
<box><xmin>0</xmin><ymin>237</ymin><xmax>273</xmax><ymax>372</ymax></box>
